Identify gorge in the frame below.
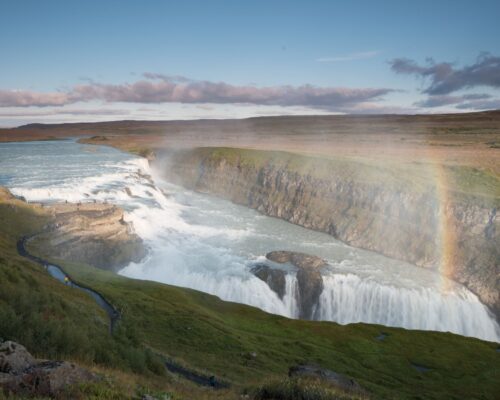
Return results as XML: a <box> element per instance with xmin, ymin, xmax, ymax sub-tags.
<box><xmin>159</xmin><ymin>147</ymin><xmax>500</xmax><ymax>321</ymax></box>
<box><xmin>1</xmin><ymin>139</ymin><xmax>498</xmax><ymax>343</ymax></box>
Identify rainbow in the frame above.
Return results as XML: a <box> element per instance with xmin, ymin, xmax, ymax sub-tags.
<box><xmin>431</xmin><ymin>159</ymin><xmax>457</xmax><ymax>293</ymax></box>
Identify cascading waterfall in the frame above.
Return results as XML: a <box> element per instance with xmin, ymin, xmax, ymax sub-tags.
<box><xmin>1</xmin><ymin>139</ymin><xmax>498</xmax><ymax>343</ymax></box>
<box><xmin>317</xmin><ymin>274</ymin><xmax>500</xmax><ymax>341</ymax></box>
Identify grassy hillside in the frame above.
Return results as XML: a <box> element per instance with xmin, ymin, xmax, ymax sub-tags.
<box><xmin>1</xmin><ymin>189</ymin><xmax>499</xmax><ymax>399</ymax></box>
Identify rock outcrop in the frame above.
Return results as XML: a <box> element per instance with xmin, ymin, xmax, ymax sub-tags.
<box><xmin>250</xmin><ymin>264</ymin><xmax>286</xmax><ymax>299</ymax></box>
<box><xmin>266</xmin><ymin>251</ymin><xmax>327</xmax><ymax>269</ymax></box>
<box><xmin>0</xmin><ymin>186</ymin><xmax>146</xmax><ymax>271</ymax></box>
<box><xmin>33</xmin><ymin>202</ymin><xmax>146</xmax><ymax>271</ymax></box>
<box><xmin>161</xmin><ymin>148</ymin><xmax>500</xmax><ymax>319</ymax></box>
<box><xmin>0</xmin><ymin>341</ymin><xmax>97</xmax><ymax>397</ymax></box>
<box><xmin>251</xmin><ymin>251</ymin><xmax>327</xmax><ymax>319</ymax></box>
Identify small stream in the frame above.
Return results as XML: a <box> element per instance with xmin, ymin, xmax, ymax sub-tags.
<box><xmin>17</xmin><ymin>235</ymin><xmax>228</xmax><ymax>388</ymax></box>
<box><xmin>17</xmin><ymin>235</ymin><xmax>119</xmax><ymax>333</ymax></box>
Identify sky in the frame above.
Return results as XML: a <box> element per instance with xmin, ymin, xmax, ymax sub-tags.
<box><xmin>1</xmin><ymin>0</ymin><xmax>500</xmax><ymax>126</ymax></box>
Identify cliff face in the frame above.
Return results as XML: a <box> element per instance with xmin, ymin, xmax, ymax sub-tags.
<box><xmin>34</xmin><ymin>202</ymin><xmax>146</xmax><ymax>271</ymax></box>
<box><xmin>158</xmin><ymin>148</ymin><xmax>499</xmax><ymax>318</ymax></box>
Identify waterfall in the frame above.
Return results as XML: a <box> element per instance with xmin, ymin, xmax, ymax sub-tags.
<box><xmin>315</xmin><ymin>274</ymin><xmax>500</xmax><ymax>342</ymax></box>
<box><xmin>2</xmin><ymin>139</ymin><xmax>499</xmax><ymax>344</ymax></box>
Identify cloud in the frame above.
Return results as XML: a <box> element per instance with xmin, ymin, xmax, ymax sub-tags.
<box><xmin>0</xmin><ymin>108</ymin><xmax>130</xmax><ymax>117</ymax></box>
<box><xmin>0</xmin><ymin>89</ymin><xmax>70</xmax><ymax>107</ymax></box>
<box><xmin>316</xmin><ymin>51</ymin><xmax>379</xmax><ymax>63</ymax></box>
<box><xmin>0</xmin><ymin>75</ymin><xmax>393</xmax><ymax>111</ymax></box>
<box><xmin>390</xmin><ymin>53</ymin><xmax>500</xmax><ymax>95</ymax></box>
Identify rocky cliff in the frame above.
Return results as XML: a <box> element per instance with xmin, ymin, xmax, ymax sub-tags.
<box><xmin>32</xmin><ymin>202</ymin><xmax>146</xmax><ymax>271</ymax></box>
<box><xmin>0</xmin><ymin>187</ymin><xmax>146</xmax><ymax>271</ymax></box>
<box><xmin>157</xmin><ymin>148</ymin><xmax>499</xmax><ymax>319</ymax></box>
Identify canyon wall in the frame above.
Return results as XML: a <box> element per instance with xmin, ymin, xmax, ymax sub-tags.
<box><xmin>157</xmin><ymin>148</ymin><xmax>499</xmax><ymax>319</ymax></box>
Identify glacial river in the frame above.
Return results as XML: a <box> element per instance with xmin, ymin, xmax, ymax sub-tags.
<box><xmin>1</xmin><ymin>139</ymin><xmax>499</xmax><ymax>342</ymax></box>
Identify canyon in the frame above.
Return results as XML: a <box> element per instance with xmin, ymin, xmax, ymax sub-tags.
<box><xmin>157</xmin><ymin>147</ymin><xmax>499</xmax><ymax>319</ymax></box>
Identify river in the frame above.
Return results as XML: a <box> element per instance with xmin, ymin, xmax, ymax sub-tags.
<box><xmin>1</xmin><ymin>139</ymin><xmax>498</xmax><ymax>342</ymax></box>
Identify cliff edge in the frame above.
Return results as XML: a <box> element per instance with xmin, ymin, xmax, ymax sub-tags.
<box><xmin>0</xmin><ymin>187</ymin><xmax>146</xmax><ymax>271</ymax></box>
<box><xmin>158</xmin><ymin>147</ymin><xmax>500</xmax><ymax>319</ymax></box>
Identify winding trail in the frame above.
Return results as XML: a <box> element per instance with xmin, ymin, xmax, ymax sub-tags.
<box><xmin>16</xmin><ymin>234</ymin><xmax>230</xmax><ymax>389</ymax></box>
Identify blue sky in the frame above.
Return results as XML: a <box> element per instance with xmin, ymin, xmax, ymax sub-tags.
<box><xmin>1</xmin><ymin>0</ymin><xmax>499</xmax><ymax>125</ymax></box>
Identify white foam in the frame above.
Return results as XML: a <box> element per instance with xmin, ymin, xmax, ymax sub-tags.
<box><xmin>318</xmin><ymin>274</ymin><xmax>500</xmax><ymax>342</ymax></box>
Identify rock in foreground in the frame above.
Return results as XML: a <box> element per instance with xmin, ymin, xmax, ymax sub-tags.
<box><xmin>0</xmin><ymin>341</ymin><xmax>97</xmax><ymax>397</ymax></box>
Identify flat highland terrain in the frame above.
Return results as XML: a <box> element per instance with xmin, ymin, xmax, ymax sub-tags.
<box><xmin>1</xmin><ymin>111</ymin><xmax>499</xmax><ymax>175</ymax></box>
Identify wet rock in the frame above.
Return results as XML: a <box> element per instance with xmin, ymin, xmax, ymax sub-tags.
<box><xmin>289</xmin><ymin>364</ymin><xmax>364</xmax><ymax>394</ymax></box>
<box><xmin>250</xmin><ymin>264</ymin><xmax>286</xmax><ymax>299</ymax></box>
<box><xmin>296</xmin><ymin>267</ymin><xmax>323</xmax><ymax>320</ymax></box>
<box><xmin>266</xmin><ymin>251</ymin><xmax>326</xmax><ymax>319</ymax></box>
<box><xmin>266</xmin><ymin>251</ymin><xmax>327</xmax><ymax>269</ymax></box>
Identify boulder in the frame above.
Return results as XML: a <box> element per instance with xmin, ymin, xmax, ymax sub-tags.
<box><xmin>0</xmin><ymin>341</ymin><xmax>36</xmax><ymax>374</ymax></box>
<box><xmin>0</xmin><ymin>342</ymin><xmax>98</xmax><ymax>397</ymax></box>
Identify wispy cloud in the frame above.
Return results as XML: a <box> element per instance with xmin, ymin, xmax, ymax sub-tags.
<box><xmin>316</xmin><ymin>51</ymin><xmax>380</xmax><ymax>63</ymax></box>
<box><xmin>0</xmin><ymin>74</ymin><xmax>394</xmax><ymax>112</ymax></box>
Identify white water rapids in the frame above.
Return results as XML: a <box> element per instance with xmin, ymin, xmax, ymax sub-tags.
<box><xmin>1</xmin><ymin>139</ymin><xmax>499</xmax><ymax>342</ymax></box>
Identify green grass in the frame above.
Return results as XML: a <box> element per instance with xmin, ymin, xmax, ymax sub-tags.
<box><xmin>1</xmin><ymin>191</ymin><xmax>500</xmax><ymax>399</ymax></box>
<box><xmin>35</xmin><ymin>253</ymin><xmax>500</xmax><ymax>400</ymax></box>
<box><xmin>252</xmin><ymin>377</ymin><xmax>368</xmax><ymax>400</ymax></box>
